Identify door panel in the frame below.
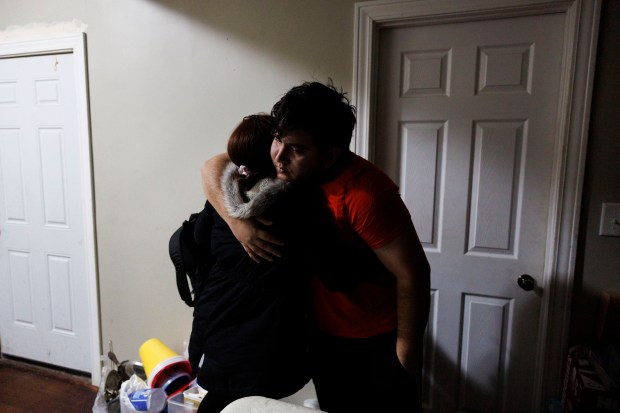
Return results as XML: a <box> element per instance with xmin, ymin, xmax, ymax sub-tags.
<box><xmin>0</xmin><ymin>53</ymin><xmax>91</xmax><ymax>372</ymax></box>
<box><xmin>375</xmin><ymin>12</ymin><xmax>564</xmax><ymax>413</ymax></box>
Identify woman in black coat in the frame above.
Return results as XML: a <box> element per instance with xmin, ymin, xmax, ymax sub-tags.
<box><xmin>190</xmin><ymin>114</ymin><xmax>341</xmax><ymax>413</ymax></box>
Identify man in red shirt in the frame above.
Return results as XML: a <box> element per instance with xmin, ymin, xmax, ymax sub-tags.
<box><xmin>202</xmin><ymin>81</ymin><xmax>430</xmax><ymax>412</ymax></box>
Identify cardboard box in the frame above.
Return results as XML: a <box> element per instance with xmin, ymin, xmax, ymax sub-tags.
<box><xmin>562</xmin><ymin>347</ymin><xmax>620</xmax><ymax>413</ymax></box>
<box><xmin>167</xmin><ymin>392</ymin><xmax>198</xmax><ymax>413</ymax></box>
<box><xmin>183</xmin><ymin>385</ymin><xmax>207</xmax><ymax>409</ymax></box>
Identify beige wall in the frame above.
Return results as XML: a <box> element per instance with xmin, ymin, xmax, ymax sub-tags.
<box><xmin>0</xmin><ymin>0</ymin><xmax>356</xmax><ymax>365</ymax></box>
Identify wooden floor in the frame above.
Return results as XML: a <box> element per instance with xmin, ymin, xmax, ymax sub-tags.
<box><xmin>0</xmin><ymin>357</ymin><xmax>98</xmax><ymax>413</ymax></box>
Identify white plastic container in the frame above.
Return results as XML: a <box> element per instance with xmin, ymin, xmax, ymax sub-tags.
<box><xmin>167</xmin><ymin>392</ymin><xmax>198</xmax><ymax>413</ymax></box>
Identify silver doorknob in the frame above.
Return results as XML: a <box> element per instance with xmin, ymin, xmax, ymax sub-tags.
<box><xmin>517</xmin><ymin>274</ymin><xmax>536</xmax><ymax>291</ymax></box>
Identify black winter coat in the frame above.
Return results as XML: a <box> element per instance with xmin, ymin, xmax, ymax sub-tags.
<box><xmin>189</xmin><ymin>165</ymin><xmax>332</xmax><ymax>400</ymax></box>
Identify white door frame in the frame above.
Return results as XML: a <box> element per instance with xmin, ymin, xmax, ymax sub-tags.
<box><xmin>0</xmin><ymin>33</ymin><xmax>101</xmax><ymax>385</ymax></box>
<box><xmin>352</xmin><ymin>0</ymin><xmax>600</xmax><ymax>408</ymax></box>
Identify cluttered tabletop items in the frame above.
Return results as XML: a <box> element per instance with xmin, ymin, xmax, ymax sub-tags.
<box><xmin>93</xmin><ymin>338</ymin><xmax>205</xmax><ymax>413</ymax></box>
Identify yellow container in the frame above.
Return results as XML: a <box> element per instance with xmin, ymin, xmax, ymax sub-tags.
<box><xmin>139</xmin><ymin>338</ymin><xmax>178</xmax><ymax>379</ymax></box>
<box><xmin>139</xmin><ymin>338</ymin><xmax>192</xmax><ymax>391</ymax></box>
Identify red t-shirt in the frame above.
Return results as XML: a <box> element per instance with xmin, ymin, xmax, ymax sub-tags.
<box><xmin>311</xmin><ymin>153</ymin><xmax>412</xmax><ymax>338</ymax></box>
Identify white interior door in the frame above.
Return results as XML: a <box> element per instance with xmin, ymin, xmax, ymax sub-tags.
<box><xmin>374</xmin><ymin>13</ymin><xmax>564</xmax><ymax>413</ymax></box>
<box><xmin>0</xmin><ymin>52</ymin><xmax>92</xmax><ymax>372</ymax></box>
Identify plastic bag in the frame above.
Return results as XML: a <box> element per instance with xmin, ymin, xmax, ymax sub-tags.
<box><xmin>93</xmin><ymin>362</ymin><xmax>120</xmax><ymax>413</ymax></box>
<box><xmin>120</xmin><ymin>375</ymin><xmax>150</xmax><ymax>413</ymax></box>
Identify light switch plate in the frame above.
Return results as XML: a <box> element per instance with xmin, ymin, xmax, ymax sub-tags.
<box><xmin>599</xmin><ymin>203</ymin><xmax>620</xmax><ymax>237</ymax></box>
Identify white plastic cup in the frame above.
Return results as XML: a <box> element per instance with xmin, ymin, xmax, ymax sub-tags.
<box><xmin>128</xmin><ymin>388</ymin><xmax>167</xmax><ymax>412</ymax></box>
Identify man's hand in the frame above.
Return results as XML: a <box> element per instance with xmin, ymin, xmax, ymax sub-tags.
<box><xmin>374</xmin><ymin>223</ymin><xmax>430</xmax><ymax>377</ymax></box>
<box><xmin>396</xmin><ymin>336</ymin><xmax>422</xmax><ymax>376</ymax></box>
<box><xmin>228</xmin><ymin>217</ymin><xmax>284</xmax><ymax>262</ymax></box>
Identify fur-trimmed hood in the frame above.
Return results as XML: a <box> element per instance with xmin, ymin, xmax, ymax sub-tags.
<box><xmin>221</xmin><ymin>161</ymin><xmax>290</xmax><ymax>219</ymax></box>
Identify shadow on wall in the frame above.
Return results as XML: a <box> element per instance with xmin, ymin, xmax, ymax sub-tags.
<box><xmin>570</xmin><ymin>0</ymin><xmax>620</xmax><ymax>348</ymax></box>
<box><xmin>143</xmin><ymin>0</ymin><xmax>355</xmax><ymax>76</ymax></box>
<box><xmin>421</xmin><ymin>335</ymin><xmax>511</xmax><ymax>413</ymax></box>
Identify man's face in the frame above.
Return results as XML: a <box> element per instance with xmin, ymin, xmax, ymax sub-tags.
<box><xmin>270</xmin><ymin>130</ymin><xmax>323</xmax><ymax>182</ymax></box>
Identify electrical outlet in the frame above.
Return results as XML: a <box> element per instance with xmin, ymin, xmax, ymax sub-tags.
<box><xmin>599</xmin><ymin>203</ymin><xmax>620</xmax><ymax>237</ymax></box>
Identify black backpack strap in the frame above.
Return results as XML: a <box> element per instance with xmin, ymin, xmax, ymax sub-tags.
<box><xmin>169</xmin><ymin>215</ymin><xmax>199</xmax><ymax>307</ymax></box>
<box><xmin>189</xmin><ymin>202</ymin><xmax>214</xmax><ymax>300</ymax></box>
<box><xmin>169</xmin><ymin>201</ymin><xmax>214</xmax><ymax>308</ymax></box>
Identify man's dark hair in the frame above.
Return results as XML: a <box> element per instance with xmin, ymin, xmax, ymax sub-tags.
<box><xmin>271</xmin><ymin>81</ymin><xmax>356</xmax><ymax>153</ymax></box>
